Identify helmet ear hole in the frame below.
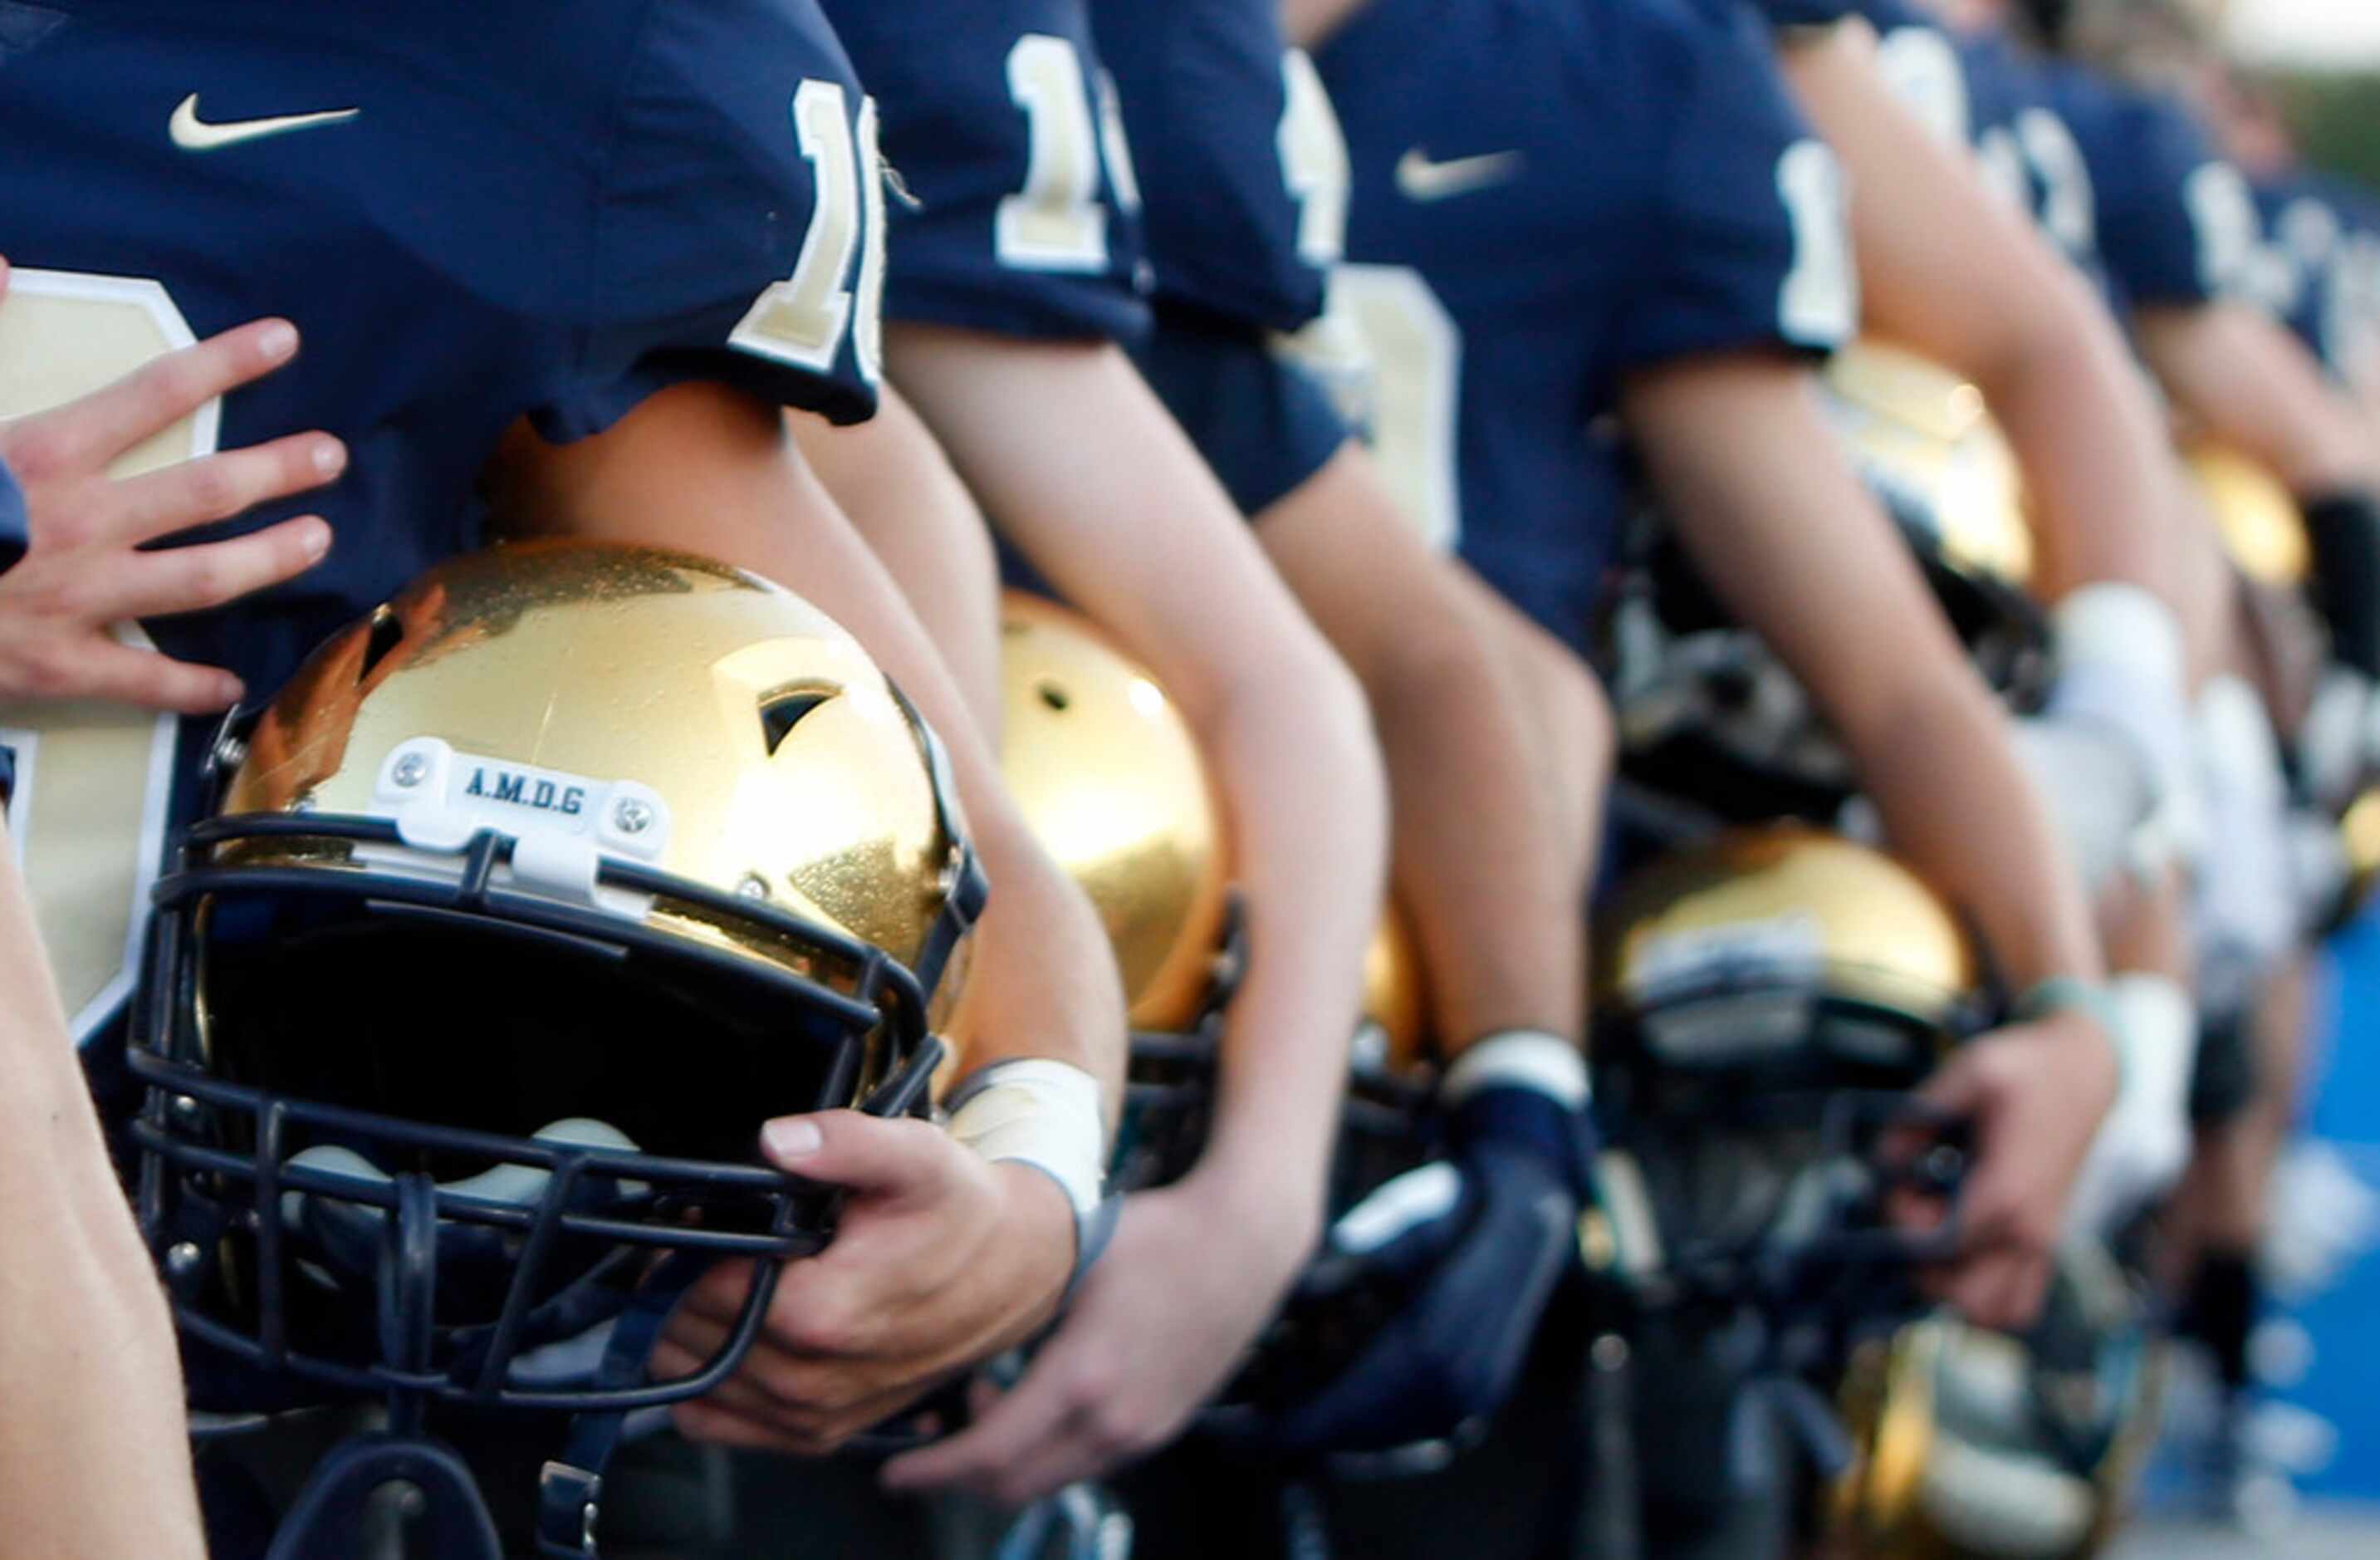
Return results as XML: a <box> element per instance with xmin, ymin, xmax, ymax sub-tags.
<box><xmin>1036</xmin><ymin>679</ymin><xmax>1070</xmax><ymax>714</ymax></box>
<box><xmin>358</xmin><ymin>606</ymin><xmax>406</xmax><ymax>683</ymax></box>
<box><xmin>758</xmin><ymin>686</ymin><xmax>838</xmax><ymax>755</ymax></box>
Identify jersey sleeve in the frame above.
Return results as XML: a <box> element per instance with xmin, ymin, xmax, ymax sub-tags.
<box><xmin>826</xmin><ymin>0</ymin><xmax>1150</xmax><ymax>343</ymax></box>
<box><xmin>2054</xmin><ymin>70</ymin><xmax>2253</xmax><ymax>311</ymax></box>
<box><xmin>1615</xmin><ymin>4</ymin><xmax>1858</xmax><ymax>370</ymax></box>
<box><xmin>1131</xmin><ymin>305</ymin><xmax>1351</xmax><ymax>516</ymax></box>
<box><xmin>1098</xmin><ymin>0</ymin><xmax>1336</xmax><ymax>334</ymax></box>
<box><xmin>541</xmin><ymin>0</ymin><xmax>883</xmax><ymax>441</ymax></box>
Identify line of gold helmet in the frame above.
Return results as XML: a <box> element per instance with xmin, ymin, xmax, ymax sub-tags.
<box><xmin>994</xmin><ymin>591</ymin><xmax>1435</xmax><ymax>1195</ymax></box>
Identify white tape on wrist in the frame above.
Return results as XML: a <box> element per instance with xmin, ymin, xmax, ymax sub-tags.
<box><xmin>2052</xmin><ymin>583</ymin><xmax>2186</xmax><ymax>696</ymax></box>
<box><xmin>943</xmin><ymin>1059</ymin><xmax>1106</xmax><ymax>1219</ymax></box>
<box><xmin>1442</xmin><ymin>1029</ymin><xmax>1590</xmax><ymax>1109</ymax></box>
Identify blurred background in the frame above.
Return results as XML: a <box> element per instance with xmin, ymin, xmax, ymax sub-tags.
<box><xmin>2108</xmin><ymin>5</ymin><xmax>2380</xmax><ymax>1550</ymax></box>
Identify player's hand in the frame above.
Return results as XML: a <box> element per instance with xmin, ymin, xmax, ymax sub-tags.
<box><xmin>1895</xmin><ymin>1012</ymin><xmax>2118</xmax><ymax>1330</ymax></box>
<box><xmin>0</xmin><ymin>258</ymin><xmax>341</xmax><ymax>712</ymax></box>
<box><xmin>657</xmin><ymin>1111</ymin><xmax>1075</xmax><ymax>1455</ymax></box>
<box><xmin>878</xmin><ymin>1176</ymin><xmax>1316</xmax><ymax>1505</ymax></box>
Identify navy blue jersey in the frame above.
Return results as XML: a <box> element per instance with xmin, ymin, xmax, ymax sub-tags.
<box><xmin>1315</xmin><ymin>0</ymin><xmax>1856</xmax><ymax>649</ymax></box>
<box><xmin>2040</xmin><ymin>64</ymin><xmax>2255</xmax><ymax>312</ymax></box>
<box><xmin>826</xmin><ymin>0</ymin><xmax>1149</xmax><ymax>342</ymax></box>
<box><xmin>1098</xmin><ymin>0</ymin><xmax>1352</xmax><ymax>514</ymax></box>
<box><xmin>0</xmin><ymin>0</ymin><xmax>884</xmax><ymax>1045</ymax></box>
<box><xmin>2249</xmin><ymin>170</ymin><xmax>2380</xmax><ymax>386</ymax></box>
<box><xmin>1095</xmin><ymin>0</ymin><xmax>1339</xmax><ymax>334</ymax></box>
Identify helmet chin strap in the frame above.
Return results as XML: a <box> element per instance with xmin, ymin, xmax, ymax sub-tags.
<box><xmin>262</xmin><ymin>1120</ymin><xmax>714</xmax><ymax>1560</ymax></box>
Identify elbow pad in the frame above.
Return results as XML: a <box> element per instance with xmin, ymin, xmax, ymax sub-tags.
<box><xmin>2302</xmin><ymin>488</ymin><xmax>2380</xmax><ymax>680</ymax></box>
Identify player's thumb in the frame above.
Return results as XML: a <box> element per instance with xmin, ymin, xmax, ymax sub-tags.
<box><xmin>759</xmin><ymin>1109</ymin><xmax>948</xmax><ymax>1199</ymax></box>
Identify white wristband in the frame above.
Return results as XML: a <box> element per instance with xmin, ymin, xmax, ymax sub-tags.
<box><xmin>1442</xmin><ymin>1029</ymin><xmax>1590</xmax><ymax>1109</ymax></box>
<box><xmin>943</xmin><ymin>1059</ymin><xmax>1106</xmax><ymax>1219</ymax></box>
<box><xmin>2051</xmin><ymin>582</ymin><xmax>2186</xmax><ymax>697</ymax></box>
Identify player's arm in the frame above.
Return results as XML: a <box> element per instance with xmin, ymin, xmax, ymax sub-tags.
<box><xmin>866</xmin><ymin>326</ymin><xmax>1384</xmax><ymax>1499</ymax></box>
<box><xmin>787</xmin><ymin>385</ymin><xmax>1005</xmax><ymax>735</ymax></box>
<box><xmin>1778</xmin><ymin>27</ymin><xmax>2212</xmax><ymax>661</ymax></box>
<box><xmin>885</xmin><ymin>326</ymin><xmax>1386</xmax><ymax>1244</ymax></box>
<box><xmin>1624</xmin><ymin>350</ymin><xmax>2117</xmax><ymax>1327</ymax></box>
<box><xmin>487</xmin><ymin>381</ymin><xmax>1128</xmax><ymax>1446</ymax></box>
<box><xmin>1259</xmin><ymin>444</ymin><xmax>1608</xmax><ymax>1057</ymax></box>
<box><xmin>0</xmin><ymin>819</ymin><xmax>204</xmax><ymax>1558</ymax></box>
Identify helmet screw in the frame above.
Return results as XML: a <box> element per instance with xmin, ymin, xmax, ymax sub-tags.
<box><xmin>391</xmin><ymin>752</ymin><xmax>429</xmax><ymax>788</ymax></box>
<box><xmin>1590</xmin><ymin>1332</ymin><xmax>1630</xmax><ymax>1372</ymax></box>
<box><xmin>613</xmin><ymin>797</ymin><xmax>654</xmax><ymax>836</ymax></box>
<box><xmin>169</xmin><ymin>1094</ymin><xmax>202</xmax><ymax>1125</ymax></box>
<box><xmin>737</xmin><ymin>873</ymin><xmax>771</xmax><ymax>900</ymax></box>
<box><xmin>165</xmin><ymin>1241</ymin><xmax>203</xmax><ymax>1279</ymax></box>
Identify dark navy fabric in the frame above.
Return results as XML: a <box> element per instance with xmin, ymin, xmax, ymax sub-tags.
<box><xmin>1315</xmin><ymin>0</ymin><xmax>1855</xmax><ymax>651</ymax></box>
<box><xmin>0</xmin><ymin>454</ymin><xmax>22</xmax><ymax>547</ymax></box>
<box><xmin>1097</xmin><ymin>0</ymin><xmax>1350</xmax><ymax>514</ymax></box>
<box><xmin>2250</xmin><ymin>170</ymin><xmax>2380</xmax><ymax>383</ymax></box>
<box><xmin>825</xmin><ymin>0</ymin><xmax>1150</xmax><ymax>343</ymax></box>
<box><xmin>1096</xmin><ymin>0</ymin><xmax>1333</xmax><ymax>334</ymax></box>
<box><xmin>1134</xmin><ymin>307</ymin><xmax>1351</xmax><ymax>517</ymax></box>
<box><xmin>2041</xmin><ymin>63</ymin><xmax>2255</xmax><ymax>312</ymax></box>
<box><xmin>0</xmin><ymin>0</ymin><xmax>882</xmax><ymax>703</ymax></box>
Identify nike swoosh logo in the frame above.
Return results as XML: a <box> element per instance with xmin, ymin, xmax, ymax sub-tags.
<box><xmin>169</xmin><ymin>93</ymin><xmax>360</xmax><ymax>152</ymax></box>
<box><xmin>1396</xmin><ymin>147</ymin><xmax>1523</xmax><ymax>202</ymax></box>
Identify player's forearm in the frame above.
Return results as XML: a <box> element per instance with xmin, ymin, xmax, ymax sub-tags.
<box><xmin>1780</xmin><ymin>27</ymin><xmax>2191</xmax><ymax>639</ymax></box>
<box><xmin>1256</xmin><ymin>449</ymin><xmax>1591</xmax><ymax>1055</ymax></box>
<box><xmin>787</xmin><ymin>390</ymin><xmax>1006</xmax><ymax>737</ymax></box>
<box><xmin>1633</xmin><ymin>358</ymin><xmax>2102</xmax><ymax>991</ymax></box>
<box><xmin>0</xmin><ymin>836</ymin><xmax>203</xmax><ymax>1558</ymax></box>
<box><xmin>2138</xmin><ymin>302</ymin><xmax>2380</xmax><ymax>495</ymax></box>
<box><xmin>884</xmin><ymin>329</ymin><xmax>1385</xmax><ymax>1218</ymax></box>
<box><xmin>1849</xmin><ymin>668</ymin><xmax>2104</xmax><ymax>990</ymax></box>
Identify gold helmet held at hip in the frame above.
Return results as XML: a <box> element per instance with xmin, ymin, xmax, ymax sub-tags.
<box><xmin>2184</xmin><ymin>439</ymin><xmax>2312</xmax><ymax>590</ymax></box>
<box><xmin>997</xmin><ymin>590</ymin><xmax>1232</xmax><ymax>1032</ymax></box>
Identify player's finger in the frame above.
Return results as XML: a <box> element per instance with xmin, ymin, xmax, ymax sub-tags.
<box><xmin>28</xmin><ymin>637</ymin><xmax>244</xmax><ymax>713</ymax></box>
<box><xmin>758</xmin><ymin>1110</ymin><xmax>958</xmax><ymax>1200</ymax></box>
<box><xmin>110</xmin><ymin>519</ymin><xmax>333</xmax><ymax>621</ymax></box>
<box><xmin>673</xmin><ymin>1401</ymin><xmax>820</xmax><ymax>1456</ymax></box>
<box><xmin>105</xmin><ymin>436</ymin><xmax>345</xmax><ymax>545</ymax></box>
<box><xmin>17</xmin><ymin>319</ymin><xmax>300</xmax><ymax>477</ymax></box>
<box><xmin>879</xmin><ymin>1354</ymin><xmax>1087</xmax><ymax>1501</ymax></box>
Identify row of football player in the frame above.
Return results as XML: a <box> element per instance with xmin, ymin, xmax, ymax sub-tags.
<box><xmin>1</xmin><ymin>0</ymin><xmax>2373</xmax><ymax>1552</ymax></box>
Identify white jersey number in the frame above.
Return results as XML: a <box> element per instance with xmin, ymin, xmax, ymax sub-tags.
<box><xmin>1278</xmin><ymin>49</ymin><xmax>1351</xmax><ymax>268</ymax></box>
<box><xmin>0</xmin><ymin>270</ymin><xmax>206</xmax><ymax>1043</ymax></box>
<box><xmin>731</xmin><ymin>80</ymin><xmax>887</xmax><ymax>383</ymax></box>
<box><xmin>1776</xmin><ymin>140</ymin><xmax>1859</xmax><ymax>347</ymax></box>
<box><xmin>997</xmin><ymin>34</ymin><xmax>1129</xmax><ymax>272</ymax></box>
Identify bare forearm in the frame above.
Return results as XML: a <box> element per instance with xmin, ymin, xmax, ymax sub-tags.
<box><xmin>2140</xmin><ymin>303</ymin><xmax>2380</xmax><ymax>495</ymax></box>
<box><xmin>0</xmin><ymin>836</ymin><xmax>203</xmax><ymax>1557</ymax></box>
<box><xmin>1631</xmin><ymin>358</ymin><xmax>2101</xmax><ymax>990</ymax></box>
<box><xmin>885</xmin><ymin>329</ymin><xmax>1386</xmax><ymax>1215</ymax></box>
<box><xmin>1257</xmin><ymin>448</ymin><xmax>1591</xmax><ymax>1053</ymax></box>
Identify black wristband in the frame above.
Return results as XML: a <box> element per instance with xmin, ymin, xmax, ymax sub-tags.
<box><xmin>2302</xmin><ymin>488</ymin><xmax>2380</xmax><ymax>680</ymax></box>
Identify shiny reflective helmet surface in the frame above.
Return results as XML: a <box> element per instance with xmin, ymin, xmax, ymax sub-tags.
<box><xmin>1823</xmin><ymin>338</ymin><xmax>2035</xmax><ymax>591</ymax></box>
<box><xmin>2184</xmin><ymin>441</ymin><xmax>2313</xmax><ymax>591</ymax></box>
<box><xmin>1831</xmin><ymin>1243</ymin><xmax>2164</xmax><ymax>1559</ymax></box>
<box><xmin>132</xmin><ymin>541</ymin><xmax>982</xmax><ymax>1413</ymax></box>
<box><xmin>997</xmin><ymin>591</ymin><xmax>1237</xmax><ymax>1190</ymax></box>
<box><xmin>1605</xmin><ymin>341</ymin><xmax>2045</xmax><ymax>821</ymax></box>
<box><xmin>1588</xmin><ymin>827</ymin><xmax>1981</xmax><ymax>1311</ymax></box>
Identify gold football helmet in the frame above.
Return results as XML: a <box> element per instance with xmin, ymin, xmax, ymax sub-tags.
<box><xmin>131</xmin><ymin>541</ymin><xmax>981</xmax><ymax>1417</ymax></box>
<box><xmin>1823</xmin><ymin>338</ymin><xmax>2035</xmax><ymax>591</ymax></box>
<box><xmin>1587</xmin><ymin>827</ymin><xmax>1981</xmax><ymax>1301</ymax></box>
<box><xmin>997</xmin><ymin>591</ymin><xmax>1232</xmax><ymax>1032</ymax></box>
<box><xmin>1831</xmin><ymin>1243</ymin><xmax>2165</xmax><ymax>1559</ymax></box>
<box><xmin>2186</xmin><ymin>440</ymin><xmax>2312</xmax><ymax>590</ymax></box>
